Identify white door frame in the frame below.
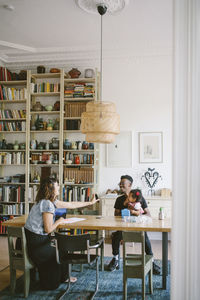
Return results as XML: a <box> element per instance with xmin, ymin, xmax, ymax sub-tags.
<box><xmin>172</xmin><ymin>0</ymin><xmax>200</xmax><ymax>299</ymax></box>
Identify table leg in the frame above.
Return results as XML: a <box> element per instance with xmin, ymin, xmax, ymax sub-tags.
<box><xmin>162</xmin><ymin>232</ymin><xmax>168</xmax><ymax>289</ymax></box>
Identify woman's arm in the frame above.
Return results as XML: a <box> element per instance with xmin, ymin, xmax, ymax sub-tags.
<box><xmin>43</xmin><ymin>212</ymin><xmax>64</xmax><ymax>234</ymax></box>
<box><xmin>130</xmin><ymin>209</ymin><xmax>140</xmax><ymax>216</ymax></box>
<box><xmin>55</xmin><ymin>195</ymin><xmax>99</xmax><ymax>209</ymax></box>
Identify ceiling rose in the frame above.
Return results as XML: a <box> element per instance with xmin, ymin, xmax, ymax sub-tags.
<box><xmin>76</xmin><ymin>0</ymin><xmax>129</xmax><ymax>14</ymax></box>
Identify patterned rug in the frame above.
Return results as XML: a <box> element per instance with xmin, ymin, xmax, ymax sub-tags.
<box><xmin>0</xmin><ymin>258</ymin><xmax>170</xmax><ymax>300</ymax></box>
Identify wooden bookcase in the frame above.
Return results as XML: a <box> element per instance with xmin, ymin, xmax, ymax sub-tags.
<box><xmin>0</xmin><ymin>69</ymin><xmax>99</xmax><ymax>234</ymax></box>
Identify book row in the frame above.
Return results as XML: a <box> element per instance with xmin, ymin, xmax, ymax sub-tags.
<box><xmin>0</xmin><ymin>85</ymin><xmax>27</xmax><ymax>101</ymax></box>
<box><xmin>64</xmin><ymin>167</ymin><xmax>94</xmax><ymax>184</ymax></box>
<box><xmin>63</xmin><ymin>186</ymin><xmax>91</xmax><ymax>202</ymax></box>
<box><xmin>0</xmin><ymin>203</ymin><xmax>25</xmax><ymax>215</ymax></box>
<box><xmin>0</xmin><ymin>109</ymin><xmax>26</xmax><ymax>119</ymax></box>
<box><xmin>0</xmin><ymin>121</ymin><xmax>26</xmax><ymax>131</ymax></box>
<box><xmin>0</xmin><ymin>152</ymin><xmax>26</xmax><ymax>165</ymax></box>
<box><xmin>31</xmin><ymin>82</ymin><xmax>60</xmax><ymax>93</ymax></box>
<box><xmin>64</xmin><ymin>102</ymin><xmax>86</xmax><ymax>117</ymax></box>
<box><xmin>0</xmin><ymin>185</ymin><xmax>25</xmax><ymax>202</ymax></box>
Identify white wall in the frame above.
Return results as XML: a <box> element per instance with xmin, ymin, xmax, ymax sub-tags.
<box><xmin>98</xmin><ymin>54</ymin><xmax>172</xmax><ymax>195</ymax></box>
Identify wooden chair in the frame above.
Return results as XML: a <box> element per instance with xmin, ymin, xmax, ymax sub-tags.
<box><xmin>122</xmin><ymin>231</ymin><xmax>153</xmax><ymax>300</ymax></box>
<box><xmin>7</xmin><ymin>226</ymin><xmax>35</xmax><ymax>298</ymax></box>
<box><xmin>55</xmin><ymin>232</ymin><xmax>101</xmax><ymax>300</ymax></box>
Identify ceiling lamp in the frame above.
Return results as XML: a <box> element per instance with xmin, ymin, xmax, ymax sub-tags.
<box><xmin>80</xmin><ymin>2</ymin><xmax>122</xmax><ymax>143</ymax></box>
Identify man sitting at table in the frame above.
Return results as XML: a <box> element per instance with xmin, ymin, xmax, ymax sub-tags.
<box><xmin>106</xmin><ymin>174</ymin><xmax>161</xmax><ymax>275</ymax></box>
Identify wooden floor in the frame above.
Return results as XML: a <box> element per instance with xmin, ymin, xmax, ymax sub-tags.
<box><xmin>0</xmin><ymin>236</ymin><xmax>171</xmax><ymax>292</ymax></box>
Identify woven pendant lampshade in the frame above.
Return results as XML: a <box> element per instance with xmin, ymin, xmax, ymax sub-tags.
<box><xmin>79</xmin><ymin>2</ymin><xmax>121</xmax><ymax>144</ymax></box>
<box><xmin>81</xmin><ymin>101</ymin><xmax>120</xmax><ymax>143</ymax></box>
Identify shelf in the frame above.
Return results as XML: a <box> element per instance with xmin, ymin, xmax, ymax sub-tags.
<box><xmin>30</xmin><ymin>111</ymin><xmax>60</xmax><ymax>115</ymax></box>
<box><xmin>63</xmin><ymin>117</ymin><xmax>81</xmax><ymax>120</ymax></box>
<box><xmin>0</xmin><ymin>118</ymin><xmax>26</xmax><ymax>121</ymax></box>
<box><xmin>64</xmin><ymin>98</ymin><xmax>94</xmax><ymax>102</ymax></box>
<box><xmin>29</xmin><ymin>149</ymin><xmax>59</xmax><ymax>152</ymax></box>
<box><xmin>63</xmin><ymin>130</ymin><xmax>82</xmax><ymax>133</ymax></box>
<box><xmin>0</xmin><ymin>80</ymin><xmax>27</xmax><ymax>86</ymax></box>
<box><xmin>0</xmin><ymin>182</ymin><xmax>25</xmax><ymax>185</ymax></box>
<box><xmin>0</xmin><ymin>201</ymin><xmax>25</xmax><ymax>204</ymax></box>
<box><xmin>0</xmin><ymin>149</ymin><xmax>26</xmax><ymax>152</ymax></box>
<box><xmin>0</xmin><ymin>100</ymin><xmax>26</xmax><ymax>103</ymax></box>
<box><xmin>31</xmin><ymin>92</ymin><xmax>60</xmax><ymax>97</ymax></box>
<box><xmin>0</xmin><ymin>131</ymin><xmax>26</xmax><ymax>133</ymax></box>
<box><xmin>63</xmin><ymin>164</ymin><xmax>94</xmax><ymax>167</ymax></box>
<box><xmin>30</xmin><ymin>130</ymin><xmax>59</xmax><ymax>133</ymax></box>
<box><xmin>63</xmin><ymin>150</ymin><xmax>94</xmax><ymax>153</ymax></box>
<box><xmin>31</xmin><ymin>73</ymin><xmax>61</xmax><ymax>79</ymax></box>
<box><xmin>64</xmin><ymin>78</ymin><xmax>95</xmax><ymax>83</ymax></box>
<box><xmin>30</xmin><ymin>164</ymin><xmax>59</xmax><ymax>167</ymax></box>
<box><xmin>0</xmin><ymin>164</ymin><xmax>25</xmax><ymax>166</ymax></box>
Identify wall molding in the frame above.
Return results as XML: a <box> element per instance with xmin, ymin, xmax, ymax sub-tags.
<box><xmin>172</xmin><ymin>0</ymin><xmax>200</xmax><ymax>299</ymax></box>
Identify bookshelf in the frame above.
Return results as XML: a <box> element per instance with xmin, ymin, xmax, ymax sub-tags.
<box><xmin>0</xmin><ymin>68</ymin><xmax>100</xmax><ymax>234</ymax></box>
<box><xmin>0</xmin><ymin>78</ymin><xmax>27</xmax><ymax>234</ymax></box>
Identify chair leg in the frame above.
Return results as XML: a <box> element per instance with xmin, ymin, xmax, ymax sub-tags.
<box><xmin>123</xmin><ymin>275</ymin><xmax>127</xmax><ymax>300</ymax></box>
<box><xmin>10</xmin><ymin>268</ymin><xmax>16</xmax><ymax>295</ymax></box>
<box><xmin>24</xmin><ymin>269</ymin><xmax>30</xmax><ymax>298</ymax></box>
<box><xmin>91</xmin><ymin>257</ymin><xmax>99</xmax><ymax>300</ymax></box>
<box><xmin>142</xmin><ymin>275</ymin><xmax>145</xmax><ymax>300</ymax></box>
<box><xmin>149</xmin><ymin>267</ymin><xmax>153</xmax><ymax>294</ymax></box>
<box><xmin>100</xmin><ymin>244</ymin><xmax>104</xmax><ymax>271</ymax></box>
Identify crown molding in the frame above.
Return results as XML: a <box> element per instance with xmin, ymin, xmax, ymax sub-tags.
<box><xmin>2</xmin><ymin>44</ymin><xmax>172</xmax><ymax>69</ymax></box>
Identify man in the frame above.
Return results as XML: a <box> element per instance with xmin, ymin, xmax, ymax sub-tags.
<box><xmin>107</xmin><ymin>175</ymin><xmax>161</xmax><ymax>275</ymax></box>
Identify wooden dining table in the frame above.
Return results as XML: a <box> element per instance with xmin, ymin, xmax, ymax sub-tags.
<box><xmin>3</xmin><ymin>214</ymin><xmax>171</xmax><ymax>289</ymax></box>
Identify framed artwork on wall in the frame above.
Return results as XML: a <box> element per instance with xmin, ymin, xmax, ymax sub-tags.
<box><xmin>139</xmin><ymin>132</ymin><xmax>163</xmax><ymax>163</ymax></box>
<box><xmin>106</xmin><ymin>131</ymin><xmax>132</xmax><ymax>167</ymax></box>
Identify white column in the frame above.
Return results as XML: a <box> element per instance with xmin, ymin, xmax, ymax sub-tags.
<box><xmin>172</xmin><ymin>0</ymin><xmax>200</xmax><ymax>299</ymax></box>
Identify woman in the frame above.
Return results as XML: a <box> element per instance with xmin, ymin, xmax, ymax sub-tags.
<box><xmin>24</xmin><ymin>177</ymin><xmax>99</xmax><ymax>290</ymax></box>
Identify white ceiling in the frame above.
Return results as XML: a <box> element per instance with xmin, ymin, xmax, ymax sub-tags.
<box><xmin>0</xmin><ymin>0</ymin><xmax>172</xmax><ymax>64</ymax></box>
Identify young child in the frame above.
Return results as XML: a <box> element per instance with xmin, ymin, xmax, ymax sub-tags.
<box><xmin>127</xmin><ymin>189</ymin><xmax>144</xmax><ymax>215</ymax></box>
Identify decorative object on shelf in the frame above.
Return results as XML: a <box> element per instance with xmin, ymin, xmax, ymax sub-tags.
<box><xmin>66</xmin><ymin>159</ymin><xmax>72</xmax><ymax>165</ymax></box>
<box><xmin>82</xmin><ymin>141</ymin><xmax>88</xmax><ymax>150</ymax></box>
<box><xmin>76</xmin><ymin>141</ymin><xmax>82</xmax><ymax>150</ymax></box>
<box><xmin>84</xmin><ymin>68</ymin><xmax>94</xmax><ymax>78</ymax></box>
<box><xmin>53</xmin><ymin>101</ymin><xmax>60</xmax><ymax>111</ymax></box>
<box><xmin>35</xmin><ymin>116</ymin><xmax>44</xmax><ymax>130</ymax></box>
<box><xmin>89</xmin><ymin>142</ymin><xmax>94</xmax><ymax>150</ymax></box>
<box><xmin>71</xmin><ymin>141</ymin><xmax>77</xmax><ymax>150</ymax></box>
<box><xmin>141</xmin><ymin>168</ymin><xmax>162</xmax><ymax>196</ymax></box>
<box><xmin>37</xmin><ymin>65</ymin><xmax>45</xmax><ymax>74</ymax></box>
<box><xmin>47</xmin><ymin>119</ymin><xmax>53</xmax><ymax>131</ymax></box>
<box><xmin>50</xmin><ymin>68</ymin><xmax>60</xmax><ymax>73</ymax></box>
<box><xmin>64</xmin><ymin>139</ymin><xmax>71</xmax><ymax>149</ymax></box>
<box><xmin>51</xmin><ymin>138</ymin><xmax>59</xmax><ymax>149</ymax></box>
<box><xmin>139</xmin><ymin>132</ymin><xmax>163</xmax><ymax>163</ymax></box>
<box><xmin>68</xmin><ymin>68</ymin><xmax>81</xmax><ymax>78</ymax></box>
<box><xmin>45</xmin><ymin>105</ymin><xmax>53</xmax><ymax>111</ymax></box>
<box><xmin>80</xmin><ymin>4</ymin><xmax>120</xmax><ymax>143</ymax></box>
<box><xmin>19</xmin><ymin>143</ymin><xmax>25</xmax><ymax>150</ymax></box>
<box><xmin>53</xmin><ymin>118</ymin><xmax>59</xmax><ymax>130</ymax></box>
<box><xmin>30</xmin><ymin>140</ymin><xmax>37</xmax><ymax>150</ymax></box>
<box><xmin>19</xmin><ymin>70</ymin><xmax>27</xmax><ymax>80</ymax></box>
<box><xmin>13</xmin><ymin>141</ymin><xmax>19</xmax><ymax>150</ymax></box>
<box><xmin>33</xmin><ymin>101</ymin><xmax>43</xmax><ymax>112</ymax></box>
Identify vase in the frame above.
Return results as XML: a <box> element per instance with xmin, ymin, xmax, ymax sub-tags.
<box><xmin>68</xmin><ymin>68</ymin><xmax>81</xmax><ymax>78</ymax></box>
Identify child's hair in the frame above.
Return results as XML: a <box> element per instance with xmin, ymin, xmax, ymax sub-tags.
<box><xmin>129</xmin><ymin>189</ymin><xmax>143</xmax><ymax>203</ymax></box>
<box><xmin>35</xmin><ymin>177</ymin><xmax>58</xmax><ymax>203</ymax></box>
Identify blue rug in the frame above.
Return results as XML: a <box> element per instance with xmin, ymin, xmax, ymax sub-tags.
<box><xmin>0</xmin><ymin>258</ymin><xmax>170</xmax><ymax>300</ymax></box>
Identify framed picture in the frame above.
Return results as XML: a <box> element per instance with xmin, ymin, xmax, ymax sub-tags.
<box><xmin>139</xmin><ymin>132</ymin><xmax>163</xmax><ymax>163</ymax></box>
<box><xmin>106</xmin><ymin>131</ymin><xmax>132</xmax><ymax>167</ymax></box>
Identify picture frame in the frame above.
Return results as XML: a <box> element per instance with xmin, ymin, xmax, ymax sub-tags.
<box><xmin>106</xmin><ymin>131</ymin><xmax>132</xmax><ymax>167</ymax></box>
<box><xmin>139</xmin><ymin>132</ymin><xmax>163</xmax><ymax>163</ymax></box>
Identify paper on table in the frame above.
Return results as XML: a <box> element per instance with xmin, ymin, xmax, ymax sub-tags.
<box><xmin>61</xmin><ymin>217</ymin><xmax>86</xmax><ymax>224</ymax></box>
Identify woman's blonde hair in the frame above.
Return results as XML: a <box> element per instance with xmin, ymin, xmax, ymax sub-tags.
<box><xmin>35</xmin><ymin>177</ymin><xmax>58</xmax><ymax>203</ymax></box>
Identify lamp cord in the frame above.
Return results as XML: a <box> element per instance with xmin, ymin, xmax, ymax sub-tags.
<box><xmin>100</xmin><ymin>13</ymin><xmax>103</xmax><ymax>102</ymax></box>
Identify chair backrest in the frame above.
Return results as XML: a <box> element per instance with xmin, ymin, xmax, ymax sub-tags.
<box><xmin>55</xmin><ymin>232</ymin><xmax>91</xmax><ymax>252</ymax></box>
<box><xmin>55</xmin><ymin>232</ymin><xmax>92</xmax><ymax>264</ymax></box>
<box><xmin>7</xmin><ymin>226</ymin><xmax>33</xmax><ymax>269</ymax></box>
<box><xmin>122</xmin><ymin>231</ymin><xmax>145</xmax><ymax>266</ymax></box>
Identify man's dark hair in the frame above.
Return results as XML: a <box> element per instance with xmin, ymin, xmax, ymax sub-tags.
<box><xmin>120</xmin><ymin>175</ymin><xmax>133</xmax><ymax>184</ymax></box>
